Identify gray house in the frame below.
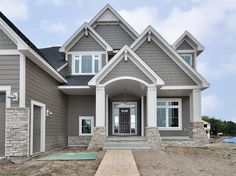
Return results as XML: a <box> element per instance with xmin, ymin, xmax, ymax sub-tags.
<box><xmin>0</xmin><ymin>4</ymin><xmax>209</xmax><ymax>157</ymax></box>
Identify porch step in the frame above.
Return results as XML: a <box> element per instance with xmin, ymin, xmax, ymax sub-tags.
<box><xmin>161</xmin><ymin>136</ymin><xmax>193</xmax><ymax>141</ymax></box>
<box><xmin>103</xmin><ymin>136</ymin><xmax>150</xmax><ymax>150</ymax></box>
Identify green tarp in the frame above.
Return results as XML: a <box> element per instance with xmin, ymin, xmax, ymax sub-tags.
<box><xmin>38</xmin><ymin>152</ymin><xmax>97</xmax><ymax>161</ymax></box>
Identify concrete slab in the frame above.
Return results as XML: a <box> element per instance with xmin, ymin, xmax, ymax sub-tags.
<box><xmin>95</xmin><ymin>150</ymin><xmax>140</xmax><ymax>176</ymax></box>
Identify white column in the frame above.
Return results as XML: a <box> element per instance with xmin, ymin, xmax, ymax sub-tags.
<box><xmin>147</xmin><ymin>85</ymin><xmax>157</xmax><ymax>127</ymax></box>
<box><xmin>192</xmin><ymin>89</ymin><xmax>202</xmax><ymax>122</ymax></box>
<box><xmin>141</xmin><ymin>96</ymin><xmax>144</xmax><ymax>136</ymax></box>
<box><xmin>105</xmin><ymin>94</ymin><xmax>109</xmax><ymax>136</ymax></box>
<box><xmin>96</xmin><ymin>85</ymin><xmax>105</xmax><ymax>127</ymax></box>
<box><xmin>19</xmin><ymin>53</ymin><xmax>26</xmax><ymax>107</ymax></box>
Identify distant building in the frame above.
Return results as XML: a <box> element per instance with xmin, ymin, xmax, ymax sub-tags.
<box><xmin>202</xmin><ymin>120</ymin><xmax>211</xmax><ymax>139</ymax></box>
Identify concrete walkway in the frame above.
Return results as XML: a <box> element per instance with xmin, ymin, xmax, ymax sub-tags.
<box><xmin>95</xmin><ymin>150</ymin><xmax>140</xmax><ymax>176</ymax></box>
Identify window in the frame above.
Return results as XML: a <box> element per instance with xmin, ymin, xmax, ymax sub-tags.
<box><xmin>79</xmin><ymin>116</ymin><xmax>94</xmax><ymax>136</ymax></box>
<box><xmin>73</xmin><ymin>53</ymin><xmax>102</xmax><ymax>75</ymax></box>
<box><xmin>180</xmin><ymin>53</ymin><xmax>193</xmax><ymax>66</ymax></box>
<box><xmin>157</xmin><ymin>99</ymin><xmax>182</xmax><ymax>130</ymax></box>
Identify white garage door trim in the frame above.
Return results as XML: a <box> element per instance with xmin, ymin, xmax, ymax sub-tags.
<box><xmin>30</xmin><ymin>100</ymin><xmax>46</xmax><ymax>155</ymax></box>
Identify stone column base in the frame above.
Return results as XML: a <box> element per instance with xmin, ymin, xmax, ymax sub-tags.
<box><xmin>145</xmin><ymin>127</ymin><xmax>162</xmax><ymax>149</ymax></box>
<box><xmin>192</xmin><ymin>122</ymin><xmax>209</xmax><ymax>145</ymax></box>
<box><xmin>87</xmin><ymin>127</ymin><xmax>106</xmax><ymax>151</ymax></box>
<box><xmin>5</xmin><ymin>108</ymin><xmax>29</xmax><ymax>157</ymax></box>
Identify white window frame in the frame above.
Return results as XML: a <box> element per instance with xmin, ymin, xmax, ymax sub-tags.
<box><xmin>157</xmin><ymin>98</ymin><xmax>182</xmax><ymax>130</ymax></box>
<box><xmin>180</xmin><ymin>53</ymin><xmax>193</xmax><ymax>66</ymax></box>
<box><xmin>79</xmin><ymin>116</ymin><xmax>94</xmax><ymax>136</ymax></box>
<box><xmin>72</xmin><ymin>52</ymin><xmax>103</xmax><ymax>75</ymax></box>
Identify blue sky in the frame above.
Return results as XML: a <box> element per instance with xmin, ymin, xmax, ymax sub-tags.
<box><xmin>0</xmin><ymin>0</ymin><xmax>236</xmax><ymax>122</ymax></box>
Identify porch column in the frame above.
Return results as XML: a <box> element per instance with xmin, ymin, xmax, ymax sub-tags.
<box><xmin>88</xmin><ymin>85</ymin><xmax>106</xmax><ymax>150</ymax></box>
<box><xmin>146</xmin><ymin>85</ymin><xmax>161</xmax><ymax>147</ymax></box>
<box><xmin>147</xmin><ymin>85</ymin><xmax>157</xmax><ymax>127</ymax></box>
<box><xmin>191</xmin><ymin>89</ymin><xmax>209</xmax><ymax>144</ymax></box>
<box><xmin>96</xmin><ymin>85</ymin><xmax>105</xmax><ymax>127</ymax></box>
<box><xmin>192</xmin><ymin>89</ymin><xmax>201</xmax><ymax>122</ymax></box>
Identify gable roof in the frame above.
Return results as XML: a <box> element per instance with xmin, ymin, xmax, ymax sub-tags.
<box><xmin>39</xmin><ymin>46</ymin><xmax>66</xmax><ymax>70</ymax></box>
<box><xmin>89</xmin><ymin>4</ymin><xmax>139</xmax><ymax>39</ymax></box>
<box><xmin>0</xmin><ymin>11</ymin><xmax>66</xmax><ymax>83</ymax></box>
<box><xmin>173</xmin><ymin>31</ymin><xmax>205</xmax><ymax>55</ymax></box>
<box><xmin>59</xmin><ymin>22</ymin><xmax>112</xmax><ymax>52</ymax></box>
<box><xmin>130</xmin><ymin>25</ymin><xmax>210</xmax><ymax>89</ymax></box>
<box><xmin>88</xmin><ymin>45</ymin><xmax>164</xmax><ymax>86</ymax></box>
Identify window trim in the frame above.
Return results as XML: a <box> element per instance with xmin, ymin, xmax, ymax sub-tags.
<box><xmin>180</xmin><ymin>53</ymin><xmax>193</xmax><ymax>66</ymax></box>
<box><xmin>157</xmin><ymin>98</ymin><xmax>182</xmax><ymax>131</ymax></box>
<box><xmin>79</xmin><ymin>116</ymin><xmax>94</xmax><ymax>136</ymax></box>
<box><xmin>72</xmin><ymin>52</ymin><xmax>103</xmax><ymax>75</ymax></box>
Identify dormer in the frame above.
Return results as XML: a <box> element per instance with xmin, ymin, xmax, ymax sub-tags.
<box><xmin>173</xmin><ymin>31</ymin><xmax>204</xmax><ymax>69</ymax></box>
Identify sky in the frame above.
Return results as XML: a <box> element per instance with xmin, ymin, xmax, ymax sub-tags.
<box><xmin>0</xmin><ymin>0</ymin><xmax>236</xmax><ymax>122</ymax></box>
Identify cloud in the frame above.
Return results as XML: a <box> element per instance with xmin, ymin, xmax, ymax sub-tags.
<box><xmin>36</xmin><ymin>0</ymin><xmax>64</xmax><ymax>6</ymax></box>
<box><xmin>0</xmin><ymin>0</ymin><xmax>29</xmax><ymax>20</ymax></box>
<box><xmin>202</xmin><ymin>94</ymin><xmax>223</xmax><ymax>116</ymax></box>
<box><xmin>198</xmin><ymin>53</ymin><xmax>236</xmax><ymax>80</ymax></box>
<box><xmin>40</xmin><ymin>20</ymin><xmax>67</xmax><ymax>33</ymax></box>
<box><xmin>119</xmin><ymin>0</ymin><xmax>236</xmax><ymax>43</ymax></box>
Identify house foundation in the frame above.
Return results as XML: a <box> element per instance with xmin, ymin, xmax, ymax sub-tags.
<box><xmin>5</xmin><ymin>108</ymin><xmax>29</xmax><ymax>157</ymax></box>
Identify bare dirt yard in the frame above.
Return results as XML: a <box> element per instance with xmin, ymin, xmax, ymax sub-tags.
<box><xmin>133</xmin><ymin>143</ymin><xmax>236</xmax><ymax>176</ymax></box>
<box><xmin>0</xmin><ymin>147</ymin><xmax>105</xmax><ymax>176</ymax></box>
<box><xmin>0</xmin><ymin>144</ymin><xmax>235</xmax><ymax>176</ymax></box>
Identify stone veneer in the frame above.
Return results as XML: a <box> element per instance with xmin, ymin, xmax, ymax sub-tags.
<box><xmin>192</xmin><ymin>122</ymin><xmax>209</xmax><ymax>145</ymax></box>
<box><xmin>5</xmin><ymin>108</ymin><xmax>29</xmax><ymax>157</ymax></box>
<box><xmin>145</xmin><ymin>127</ymin><xmax>162</xmax><ymax>148</ymax></box>
<box><xmin>87</xmin><ymin>127</ymin><xmax>106</xmax><ymax>150</ymax></box>
<box><xmin>68</xmin><ymin>136</ymin><xmax>91</xmax><ymax>146</ymax></box>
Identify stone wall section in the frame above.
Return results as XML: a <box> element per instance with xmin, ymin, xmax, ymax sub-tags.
<box><xmin>192</xmin><ymin>122</ymin><xmax>209</xmax><ymax>145</ymax></box>
<box><xmin>145</xmin><ymin>127</ymin><xmax>162</xmax><ymax>149</ymax></box>
<box><xmin>87</xmin><ymin>127</ymin><xmax>106</xmax><ymax>150</ymax></box>
<box><xmin>68</xmin><ymin>136</ymin><xmax>91</xmax><ymax>146</ymax></box>
<box><xmin>5</xmin><ymin>108</ymin><xmax>29</xmax><ymax>157</ymax></box>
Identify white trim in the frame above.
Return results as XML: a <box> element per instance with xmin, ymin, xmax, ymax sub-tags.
<box><xmin>88</xmin><ymin>45</ymin><xmax>164</xmax><ymax>86</ymax></box>
<box><xmin>58</xmin><ymin>86</ymin><xmax>90</xmax><ymax>89</ymax></box>
<box><xmin>102</xmin><ymin>76</ymin><xmax>150</xmax><ymax>87</ymax></box>
<box><xmin>89</xmin><ymin>4</ymin><xmax>139</xmax><ymax>38</ymax></box>
<box><xmin>59</xmin><ymin>22</ymin><xmax>112</xmax><ymax>52</ymax></box>
<box><xmin>141</xmin><ymin>96</ymin><xmax>144</xmax><ymax>136</ymax></box>
<box><xmin>105</xmin><ymin>94</ymin><xmax>109</xmax><ymax>137</ymax></box>
<box><xmin>30</xmin><ymin>100</ymin><xmax>46</xmax><ymax>155</ymax></box>
<box><xmin>176</xmin><ymin>50</ymin><xmax>195</xmax><ymax>53</ymax></box>
<box><xmin>173</xmin><ymin>30</ymin><xmax>205</xmax><ymax>51</ymax></box>
<box><xmin>57</xmin><ymin>62</ymin><xmax>68</xmax><ymax>72</ymax></box>
<box><xmin>79</xmin><ymin>116</ymin><xmax>94</xmax><ymax>136</ymax></box>
<box><xmin>0</xmin><ymin>50</ymin><xmax>20</xmax><ymax>55</ymax></box>
<box><xmin>0</xmin><ymin>86</ymin><xmax>11</xmax><ymax>108</ymax></box>
<box><xmin>19</xmin><ymin>54</ymin><xmax>26</xmax><ymax>107</ymax></box>
<box><xmin>161</xmin><ymin>86</ymin><xmax>200</xmax><ymax>90</ymax></box>
<box><xmin>157</xmin><ymin>98</ymin><xmax>182</xmax><ymax>130</ymax></box>
<box><xmin>130</xmin><ymin>26</ymin><xmax>209</xmax><ymax>88</ymax></box>
<box><xmin>71</xmin><ymin>52</ymin><xmax>102</xmax><ymax>75</ymax></box>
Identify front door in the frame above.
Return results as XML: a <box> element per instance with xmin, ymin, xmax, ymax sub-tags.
<box><xmin>119</xmin><ymin>108</ymin><xmax>130</xmax><ymax>133</ymax></box>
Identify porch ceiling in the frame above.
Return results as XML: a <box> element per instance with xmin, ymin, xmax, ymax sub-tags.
<box><xmin>105</xmin><ymin>79</ymin><xmax>147</xmax><ymax>97</ymax></box>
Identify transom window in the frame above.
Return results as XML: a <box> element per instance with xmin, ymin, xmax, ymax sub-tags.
<box><xmin>157</xmin><ymin>99</ymin><xmax>182</xmax><ymax>130</ymax></box>
<box><xmin>79</xmin><ymin>116</ymin><xmax>94</xmax><ymax>136</ymax></box>
<box><xmin>73</xmin><ymin>53</ymin><xmax>102</xmax><ymax>75</ymax></box>
<box><xmin>180</xmin><ymin>53</ymin><xmax>193</xmax><ymax>66</ymax></box>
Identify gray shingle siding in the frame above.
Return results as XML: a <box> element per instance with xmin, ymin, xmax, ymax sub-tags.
<box><xmin>135</xmin><ymin>40</ymin><xmax>197</xmax><ymax>86</ymax></box>
<box><xmin>68</xmin><ymin>95</ymin><xmax>95</xmax><ymax>136</ymax></box>
<box><xmin>69</xmin><ymin>35</ymin><xmax>104</xmax><ymax>51</ymax></box>
<box><xmin>100</xmin><ymin>59</ymin><xmax>153</xmax><ymax>84</ymax></box>
<box><xmin>0</xmin><ymin>29</ymin><xmax>17</xmax><ymax>49</ymax></box>
<box><xmin>26</xmin><ymin>59</ymin><xmax>68</xmax><ymax>150</ymax></box>
<box><xmin>176</xmin><ymin>40</ymin><xmax>193</xmax><ymax>50</ymax></box>
<box><xmin>94</xmin><ymin>24</ymin><xmax>134</xmax><ymax>49</ymax></box>
<box><xmin>0</xmin><ymin>55</ymin><xmax>19</xmax><ymax>107</ymax></box>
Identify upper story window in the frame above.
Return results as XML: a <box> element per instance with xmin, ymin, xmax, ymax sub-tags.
<box><xmin>180</xmin><ymin>53</ymin><xmax>193</xmax><ymax>66</ymax></box>
<box><xmin>72</xmin><ymin>53</ymin><xmax>102</xmax><ymax>75</ymax></box>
